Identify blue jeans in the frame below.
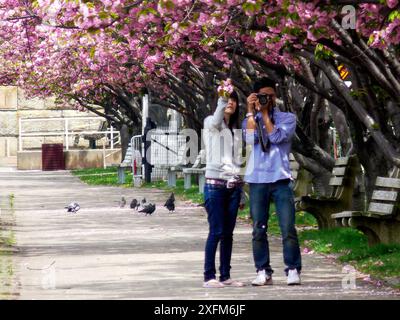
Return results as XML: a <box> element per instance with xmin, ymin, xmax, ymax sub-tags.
<box><xmin>249</xmin><ymin>179</ymin><xmax>302</xmax><ymax>275</ymax></box>
<box><xmin>203</xmin><ymin>184</ymin><xmax>242</xmax><ymax>282</ymax></box>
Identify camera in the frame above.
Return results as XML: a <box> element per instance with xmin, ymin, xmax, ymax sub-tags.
<box><xmin>256</xmin><ymin>94</ymin><xmax>272</xmax><ymax>106</ymax></box>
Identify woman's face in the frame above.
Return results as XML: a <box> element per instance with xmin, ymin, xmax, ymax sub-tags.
<box><xmin>225</xmin><ymin>98</ymin><xmax>237</xmax><ymax>115</ymax></box>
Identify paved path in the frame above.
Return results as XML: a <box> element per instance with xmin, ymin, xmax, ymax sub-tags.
<box><xmin>0</xmin><ymin>169</ymin><xmax>399</xmax><ymax>300</ymax></box>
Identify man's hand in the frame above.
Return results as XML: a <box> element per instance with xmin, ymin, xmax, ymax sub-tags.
<box><xmin>247</xmin><ymin>93</ymin><xmax>260</xmax><ymax>113</ymax></box>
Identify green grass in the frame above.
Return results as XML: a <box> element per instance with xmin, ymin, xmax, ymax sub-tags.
<box><xmin>72</xmin><ymin>167</ymin><xmax>118</xmax><ymax>175</ymax></box>
<box><xmin>71</xmin><ymin>167</ymin><xmax>133</xmax><ymax>187</ymax></box>
<box><xmin>142</xmin><ymin>177</ymin><xmax>204</xmax><ymax>204</ymax></box>
<box><xmin>300</xmin><ymin>228</ymin><xmax>400</xmax><ymax>278</ymax></box>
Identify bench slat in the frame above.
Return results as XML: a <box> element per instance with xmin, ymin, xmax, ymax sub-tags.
<box><xmin>290</xmin><ymin>162</ymin><xmax>300</xmax><ymax>170</ymax></box>
<box><xmin>363</xmin><ymin>211</ymin><xmax>393</xmax><ymax>218</ymax></box>
<box><xmin>332</xmin><ymin>167</ymin><xmax>346</xmax><ymax>176</ymax></box>
<box><xmin>375</xmin><ymin>177</ymin><xmax>400</xmax><ymax>189</ymax></box>
<box><xmin>329</xmin><ymin>177</ymin><xmax>343</xmax><ymax>186</ymax></box>
<box><xmin>371</xmin><ymin>190</ymin><xmax>398</xmax><ymax>202</ymax></box>
<box><xmin>331</xmin><ymin>211</ymin><xmax>362</xmax><ymax>219</ymax></box>
<box><xmin>334</xmin><ymin>157</ymin><xmax>349</xmax><ymax>166</ymax></box>
<box><xmin>368</xmin><ymin>202</ymin><xmax>395</xmax><ymax>214</ymax></box>
<box><xmin>183</xmin><ymin>168</ymin><xmax>205</xmax><ymax>174</ymax></box>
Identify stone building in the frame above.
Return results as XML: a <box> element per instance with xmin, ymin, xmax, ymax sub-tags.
<box><xmin>0</xmin><ymin>86</ymin><xmax>120</xmax><ymax>169</ymax></box>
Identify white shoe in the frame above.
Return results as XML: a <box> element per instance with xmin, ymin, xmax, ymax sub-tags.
<box><xmin>287</xmin><ymin>269</ymin><xmax>301</xmax><ymax>285</ymax></box>
<box><xmin>203</xmin><ymin>279</ymin><xmax>225</xmax><ymax>288</ymax></box>
<box><xmin>221</xmin><ymin>278</ymin><xmax>245</xmax><ymax>287</ymax></box>
<box><xmin>251</xmin><ymin>270</ymin><xmax>273</xmax><ymax>286</ymax></box>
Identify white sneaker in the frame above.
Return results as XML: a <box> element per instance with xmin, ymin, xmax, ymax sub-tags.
<box><xmin>287</xmin><ymin>269</ymin><xmax>301</xmax><ymax>285</ymax></box>
<box><xmin>203</xmin><ymin>279</ymin><xmax>224</xmax><ymax>288</ymax></box>
<box><xmin>251</xmin><ymin>270</ymin><xmax>273</xmax><ymax>286</ymax></box>
<box><xmin>221</xmin><ymin>278</ymin><xmax>245</xmax><ymax>287</ymax></box>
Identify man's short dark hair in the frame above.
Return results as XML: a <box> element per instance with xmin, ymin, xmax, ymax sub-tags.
<box><xmin>253</xmin><ymin>77</ymin><xmax>277</xmax><ymax>93</ymax></box>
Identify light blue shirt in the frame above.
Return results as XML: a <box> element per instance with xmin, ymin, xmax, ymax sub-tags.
<box><xmin>242</xmin><ymin>108</ymin><xmax>296</xmax><ymax>184</ymax></box>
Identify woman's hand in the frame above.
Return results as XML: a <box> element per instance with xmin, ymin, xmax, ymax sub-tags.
<box><xmin>218</xmin><ymin>78</ymin><xmax>234</xmax><ymax>98</ymax></box>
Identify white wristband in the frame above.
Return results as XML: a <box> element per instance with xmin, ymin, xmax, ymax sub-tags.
<box><xmin>245</xmin><ymin>112</ymin><xmax>254</xmax><ymax>118</ymax></box>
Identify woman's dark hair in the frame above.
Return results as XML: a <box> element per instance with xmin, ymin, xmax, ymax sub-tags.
<box><xmin>227</xmin><ymin>90</ymin><xmax>240</xmax><ymax>130</ymax></box>
<box><xmin>253</xmin><ymin>77</ymin><xmax>277</xmax><ymax>93</ymax></box>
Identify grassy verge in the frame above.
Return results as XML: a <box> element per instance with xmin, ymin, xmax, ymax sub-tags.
<box><xmin>72</xmin><ymin>167</ymin><xmax>399</xmax><ymax>286</ymax></box>
<box><xmin>300</xmin><ymin>228</ymin><xmax>400</xmax><ymax>285</ymax></box>
<box><xmin>71</xmin><ymin>167</ymin><xmax>133</xmax><ymax>187</ymax></box>
<box><xmin>0</xmin><ymin>195</ymin><xmax>16</xmax><ymax>299</ymax></box>
<box><xmin>141</xmin><ymin>177</ymin><xmax>204</xmax><ymax>204</ymax></box>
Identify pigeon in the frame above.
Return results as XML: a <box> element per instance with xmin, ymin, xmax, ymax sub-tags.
<box><xmin>139</xmin><ymin>203</ymin><xmax>156</xmax><ymax>216</ymax></box>
<box><xmin>119</xmin><ymin>197</ymin><xmax>126</xmax><ymax>208</ymax></box>
<box><xmin>130</xmin><ymin>198</ymin><xmax>138</xmax><ymax>210</ymax></box>
<box><xmin>164</xmin><ymin>193</ymin><xmax>175</xmax><ymax>213</ymax></box>
<box><xmin>65</xmin><ymin>202</ymin><xmax>80</xmax><ymax>213</ymax></box>
<box><xmin>141</xmin><ymin>198</ymin><xmax>147</xmax><ymax>205</ymax></box>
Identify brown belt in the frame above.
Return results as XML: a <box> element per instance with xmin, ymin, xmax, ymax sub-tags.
<box><xmin>206</xmin><ymin>178</ymin><xmax>244</xmax><ymax>188</ymax></box>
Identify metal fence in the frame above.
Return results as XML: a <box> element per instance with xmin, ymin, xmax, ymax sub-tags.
<box><xmin>131</xmin><ymin>127</ymin><xmax>186</xmax><ymax>181</ymax></box>
<box><xmin>18</xmin><ymin>117</ymin><xmax>120</xmax><ymax>151</ymax></box>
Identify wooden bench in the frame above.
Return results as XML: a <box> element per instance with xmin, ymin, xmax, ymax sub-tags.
<box><xmin>331</xmin><ymin>169</ymin><xmax>400</xmax><ymax>245</ymax></box>
<box><xmin>117</xmin><ymin>162</ymin><xmax>131</xmax><ymax>184</ymax></box>
<box><xmin>182</xmin><ymin>150</ymin><xmax>206</xmax><ymax>194</ymax></box>
<box><xmin>154</xmin><ymin>144</ymin><xmax>189</xmax><ymax>187</ymax></box>
<box><xmin>295</xmin><ymin>155</ymin><xmax>359</xmax><ymax>229</ymax></box>
<box><xmin>289</xmin><ymin>153</ymin><xmax>312</xmax><ymax>198</ymax></box>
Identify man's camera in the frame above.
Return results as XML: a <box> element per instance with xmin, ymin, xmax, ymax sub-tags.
<box><xmin>256</xmin><ymin>94</ymin><xmax>272</xmax><ymax>106</ymax></box>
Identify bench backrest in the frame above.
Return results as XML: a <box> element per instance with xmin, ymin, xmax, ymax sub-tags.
<box><xmin>328</xmin><ymin>156</ymin><xmax>358</xmax><ymax>199</ymax></box>
<box><xmin>192</xmin><ymin>149</ymin><xmax>205</xmax><ymax>168</ymax></box>
<box><xmin>289</xmin><ymin>153</ymin><xmax>312</xmax><ymax>197</ymax></box>
<box><xmin>289</xmin><ymin>153</ymin><xmax>300</xmax><ymax>180</ymax></box>
<box><xmin>368</xmin><ymin>176</ymin><xmax>400</xmax><ymax>216</ymax></box>
<box><xmin>175</xmin><ymin>144</ymin><xmax>189</xmax><ymax>166</ymax></box>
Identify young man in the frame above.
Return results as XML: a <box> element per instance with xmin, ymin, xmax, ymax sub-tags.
<box><xmin>242</xmin><ymin>77</ymin><xmax>302</xmax><ymax>286</ymax></box>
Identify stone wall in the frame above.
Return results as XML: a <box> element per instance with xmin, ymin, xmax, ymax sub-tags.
<box><xmin>0</xmin><ymin>86</ymin><xmax>107</xmax><ymax>157</ymax></box>
<box><xmin>17</xmin><ymin>149</ymin><xmax>122</xmax><ymax>170</ymax></box>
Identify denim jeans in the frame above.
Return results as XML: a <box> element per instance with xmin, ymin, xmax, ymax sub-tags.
<box><xmin>249</xmin><ymin>179</ymin><xmax>302</xmax><ymax>276</ymax></box>
<box><xmin>203</xmin><ymin>183</ymin><xmax>242</xmax><ymax>282</ymax></box>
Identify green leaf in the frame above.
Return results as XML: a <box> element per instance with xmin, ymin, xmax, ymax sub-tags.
<box><xmin>110</xmin><ymin>12</ymin><xmax>119</xmax><ymax>20</ymax></box>
<box><xmin>98</xmin><ymin>11</ymin><xmax>109</xmax><ymax>20</ymax></box>
<box><xmin>164</xmin><ymin>22</ymin><xmax>171</xmax><ymax>33</ymax></box>
<box><xmin>89</xmin><ymin>46</ymin><xmax>95</xmax><ymax>59</ymax></box>
<box><xmin>163</xmin><ymin>49</ymin><xmax>174</xmax><ymax>59</ymax></box>
<box><xmin>367</xmin><ymin>34</ymin><xmax>375</xmax><ymax>46</ymax></box>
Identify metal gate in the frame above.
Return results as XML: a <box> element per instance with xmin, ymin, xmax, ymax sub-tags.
<box><xmin>131</xmin><ymin>129</ymin><xmax>186</xmax><ymax>181</ymax></box>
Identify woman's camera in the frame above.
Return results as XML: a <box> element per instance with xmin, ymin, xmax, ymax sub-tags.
<box><xmin>256</xmin><ymin>94</ymin><xmax>272</xmax><ymax>106</ymax></box>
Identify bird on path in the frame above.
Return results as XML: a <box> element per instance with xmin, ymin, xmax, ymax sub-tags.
<box><xmin>139</xmin><ymin>203</ymin><xmax>156</xmax><ymax>216</ymax></box>
<box><xmin>164</xmin><ymin>193</ymin><xmax>175</xmax><ymax>213</ymax></box>
<box><xmin>119</xmin><ymin>196</ymin><xmax>126</xmax><ymax>208</ymax></box>
<box><xmin>65</xmin><ymin>202</ymin><xmax>80</xmax><ymax>213</ymax></box>
<box><xmin>130</xmin><ymin>198</ymin><xmax>139</xmax><ymax>210</ymax></box>
<box><xmin>141</xmin><ymin>198</ymin><xmax>146</xmax><ymax>205</ymax></box>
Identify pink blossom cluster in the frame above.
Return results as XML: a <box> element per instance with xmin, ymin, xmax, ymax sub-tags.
<box><xmin>0</xmin><ymin>0</ymin><xmax>398</xmax><ymax>108</ymax></box>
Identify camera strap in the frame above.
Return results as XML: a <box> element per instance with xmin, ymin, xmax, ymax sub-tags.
<box><xmin>255</xmin><ymin>108</ymin><xmax>275</xmax><ymax>153</ymax></box>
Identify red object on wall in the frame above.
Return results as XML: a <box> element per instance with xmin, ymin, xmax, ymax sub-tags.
<box><xmin>42</xmin><ymin>144</ymin><xmax>65</xmax><ymax>171</ymax></box>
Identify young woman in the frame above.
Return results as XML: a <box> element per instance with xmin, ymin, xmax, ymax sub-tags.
<box><xmin>202</xmin><ymin>84</ymin><xmax>245</xmax><ymax>288</ymax></box>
